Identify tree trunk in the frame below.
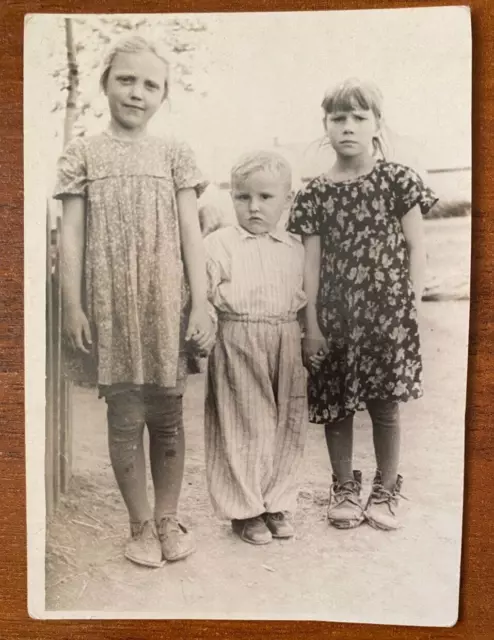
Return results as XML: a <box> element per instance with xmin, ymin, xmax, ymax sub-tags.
<box><xmin>63</xmin><ymin>18</ymin><xmax>79</xmax><ymax>146</ymax></box>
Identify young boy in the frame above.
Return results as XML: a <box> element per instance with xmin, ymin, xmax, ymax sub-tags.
<box><xmin>204</xmin><ymin>151</ymin><xmax>309</xmax><ymax>545</ymax></box>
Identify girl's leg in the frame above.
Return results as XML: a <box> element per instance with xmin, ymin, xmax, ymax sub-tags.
<box><xmin>324</xmin><ymin>414</ymin><xmax>364</xmax><ymax>529</ymax></box>
<box><xmin>365</xmin><ymin>400</ymin><xmax>403</xmax><ymax>530</ymax></box>
<box><xmin>106</xmin><ymin>387</ymin><xmax>153</xmax><ymax>524</ymax></box>
<box><xmin>367</xmin><ymin>399</ymin><xmax>400</xmax><ymax>490</ymax></box>
<box><xmin>145</xmin><ymin>391</ymin><xmax>185</xmax><ymax>520</ymax></box>
<box><xmin>145</xmin><ymin>388</ymin><xmax>194</xmax><ymax>562</ymax></box>
<box><xmin>324</xmin><ymin>414</ymin><xmax>354</xmax><ymax>484</ymax></box>
<box><xmin>106</xmin><ymin>386</ymin><xmax>163</xmax><ymax>567</ymax></box>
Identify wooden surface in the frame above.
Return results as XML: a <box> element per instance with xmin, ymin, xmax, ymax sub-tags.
<box><xmin>1</xmin><ymin>0</ymin><xmax>490</xmax><ymax>637</ymax></box>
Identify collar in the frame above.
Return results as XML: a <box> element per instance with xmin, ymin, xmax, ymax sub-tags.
<box><xmin>235</xmin><ymin>225</ymin><xmax>294</xmax><ymax>246</ymax></box>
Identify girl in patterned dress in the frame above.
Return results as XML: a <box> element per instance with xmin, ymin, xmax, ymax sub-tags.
<box><xmin>287</xmin><ymin>79</ymin><xmax>438</xmax><ymax>531</ymax></box>
<box><xmin>54</xmin><ymin>35</ymin><xmax>214</xmax><ymax>567</ymax></box>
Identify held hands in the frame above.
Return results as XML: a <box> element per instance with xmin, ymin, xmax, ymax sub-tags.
<box><xmin>64</xmin><ymin>306</ymin><xmax>92</xmax><ymax>354</ymax></box>
<box><xmin>302</xmin><ymin>325</ymin><xmax>329</xmax><ymax>373</ymax></box>
<box><xmin>186</xmin><ymin>305</ymin><xmax>216</xmax><ymax>357</ymax></box>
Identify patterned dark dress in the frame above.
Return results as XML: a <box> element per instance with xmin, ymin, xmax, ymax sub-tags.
<box><xmin>287</xmin><ymin>160</ymin><xmax>438</xmax><ymax>424</ymax></box>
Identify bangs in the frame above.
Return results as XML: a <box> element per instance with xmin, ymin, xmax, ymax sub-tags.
<box><xmin>322</xmin><ymin>80</ymin><xmax>382</xmax><ymax>118</ymax></box>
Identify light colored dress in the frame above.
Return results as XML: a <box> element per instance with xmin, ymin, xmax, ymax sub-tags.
<box><xmin>54</xmin><ymin>131</ymin><xmax>208</xmax><ymax>392</ymax></box>
<box><xmin>204</xmin><ymin>225</ymin><xmax>309</xmax><ymax>520</ymax></box>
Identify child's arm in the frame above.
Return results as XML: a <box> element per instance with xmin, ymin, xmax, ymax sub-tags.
<box><xmin>302</xmin><ymin>235</ymin><xmax>328</xmax><ymax>369</ymax></box>
<box><xmin>401</xmin><ymin>204</ymin><xmax>426</xmax><ymax>313</ymax></box>
<box><xmin>177</xmin><ymin>187</ymin><xmax>215</xmax><ymax>352</ymax></box>
<box><xmin>61</xmin><ymin>196</ymin><xmax>92</xmax><ymax>353</ymax></box>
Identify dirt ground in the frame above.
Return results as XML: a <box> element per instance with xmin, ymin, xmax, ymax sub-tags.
<box><xmin>44</xmin><ymin>218</ymin><xmax>470</xmax><ymax>625</ymax></box>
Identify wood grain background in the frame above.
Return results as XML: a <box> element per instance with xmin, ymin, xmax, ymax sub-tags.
<box><xmin>2</xmin><ymin>0</ymin><xmax>490</xmax><ymax>637</ymax></box>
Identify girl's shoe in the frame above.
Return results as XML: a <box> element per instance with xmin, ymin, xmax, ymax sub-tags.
<box><xmin>125</xmin><ymin>520</ymin><xmax>165</xmax><ymax>568</ymax></box>
<box><xmin>232</xmin><ymin>516</ymin><xmax>272</xmax><ymax>545</ymax></box>
<box><xmin>157</xmin><ymin>516</ymin><xmax>196</xmax><ymax>561</ymax></box>
<box><xmin>327</xmin><ymin>470</ymin><xmax>365</xmax><ymax>529</ymax></box>
<box><xmin>364</xmin><ymin>471</ymin><xmax>406</xmax><ymax>531</ymax></box>
<box><xmin>263</xmin><ymin>512</ymin><xmax>295</xmax><ymax>538</ymax></box>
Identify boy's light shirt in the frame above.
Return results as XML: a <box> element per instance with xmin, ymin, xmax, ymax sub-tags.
<box><xmin>204</xmin><ymin>225</ymin><xmax>307</xmax><ymax>320</ymax></box>
<box><xmin>235</xmin><ymin>224</ymin><xmax>299</xmax><ymax>247</ymax></box>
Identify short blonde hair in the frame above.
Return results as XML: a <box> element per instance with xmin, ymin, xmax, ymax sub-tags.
<box><xmin>230</xmin><ymin>150</ymin><xmax>292</xmax><ymax>189</ymax></box>
<box><xmin>100</xmin><ymin>34</ymin><xmax>170</xmax><ymax>99</ymax></box>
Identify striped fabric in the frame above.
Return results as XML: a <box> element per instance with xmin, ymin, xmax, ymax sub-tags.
<box><xmin>204</xmin><ymin>226</ymin><xmax>309</xmax><ymax>519</ymax></box>
<box><xmin>204</xmin><ymin>226</ymin><xmax>307</xmax><ymax>320</ymax></box>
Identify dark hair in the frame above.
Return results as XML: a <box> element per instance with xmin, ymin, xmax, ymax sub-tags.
<box><xmin>322</xmin><ymin>78</ymin><xmax>386</xmax><ymax>159</ymax></box>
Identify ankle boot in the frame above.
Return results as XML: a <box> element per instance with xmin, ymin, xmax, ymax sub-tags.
<box><xmin>364</xmin><ymin>470</ymin><xmax>406</xmax><ymax>531</ymax></box>
<box><xmin>327</xmin><ymin>470</ymin><xmax>365</xmax><ymax>529</ymax></box>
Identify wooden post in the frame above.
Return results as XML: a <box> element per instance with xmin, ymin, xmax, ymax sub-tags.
<box><xmin>46</xmin><ymin>205</ymin><xmax>74</xmax><ymax>514</ymax></box>
<box><xmin>45</xmin><ymin>16</ymin><xmax>79</xmax><ymax>511</ymax></box>
<box><xmin>57</xmin><ymin>215</ymin><xmax>72</xmax><ymax>495</ymax></box>
<box><xmin>45</xmin><ymin>205</ymin><xmax>56</xmax><ymax>516</ymax></box>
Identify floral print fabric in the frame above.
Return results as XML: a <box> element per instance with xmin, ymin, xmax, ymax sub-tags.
<box><xmin>54</xmin><ymin>131</ymin><xmax>208</xmax><ymax>390</ymax></box>
<box><xmin>287</xmin><ymin>160</ymin><xmax>438</xmax><ymax>423</ymax></box>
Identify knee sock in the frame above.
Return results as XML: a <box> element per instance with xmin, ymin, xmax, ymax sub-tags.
<box><xmin>106</xmin><ymin>389</ymin><xmax>153</xmax><ymax>525</ymax></box>
<box><xmin>367</xmin><ymin>399</ymin><xmax>401</xmax><ymax>491</ymax></box>
<box><xmin>324</xmin><ymin>414</ymin><xmax>354</xmax><ymax>485</ymax></box>
<box><xmin>146</xmin><ymin>394</ymin><xmax>185</xmax><ymax>522</ymax></box>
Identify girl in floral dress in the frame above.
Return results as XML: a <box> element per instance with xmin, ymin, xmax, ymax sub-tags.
<box><xmin>287</xmin><ymin>79</ymin><xmax>438</xmax><ymax>531</ymax></box>
<box><xmin>54</xmin><ymin>35</ymin><xmax>214</xmax><ymax>567</ymax></box>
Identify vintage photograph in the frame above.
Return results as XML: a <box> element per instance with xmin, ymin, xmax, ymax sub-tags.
<box><xmin>24</xmin><ymin>6</ymin><xmax>471</xmax><ymax>624</ymax></box>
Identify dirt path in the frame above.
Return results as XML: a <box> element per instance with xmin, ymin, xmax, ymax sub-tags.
<box><xmin>45</xmin><ymin>297</ymin><xmax>468</xmax><ymax>625</ymax></box>
<box><xmin>45</xmin><ymin>218</ymin><xmax>471</xmax><ymax>624</ymax></box>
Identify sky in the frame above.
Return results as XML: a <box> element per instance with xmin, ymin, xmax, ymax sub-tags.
<box><xmin>169</xmin><ymin>7</ymin><xmax>471</xmax><ymax>179</ymax></box>
<box><xmin>26</xmin><ymin>7</ymin><xmax>471</xmax><ymax>190</ymax></box>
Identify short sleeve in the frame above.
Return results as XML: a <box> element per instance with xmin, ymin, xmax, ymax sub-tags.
<box><xmin>204</xmin><ymin>229</ymin><xmax>234</xmax><ymax>305</ymax></box>
<box><xmin>53</xmin><ymin>136</ymin><xmax>87</xmax><ymax>199</ymax></box>
<box><xmin>204</xmin><ymin>231</ymin><xmax>225</xmax><ymax>294</ymax></box>
<box><xmin>286</xmin><ymin>180</ymin><xmax>322</xmax><ymax>235</ymax></box>
<box><xmin>392</xmin><ymin>164</ymin><xmax>439</xmax><ymax>219</ymax></box>
<box><xmin>204</xmin><ymin>243</ymin><xmax>219</xmax><ymax>327</ymax></box>
<box><xmin>206</xmin><ymin>254</ymin><xmax>221</xmax><ymax>302</ymax></box>
<box><xmin>171</xmin><ymin>138</ymin><xmax>209</xmax><ymax>197</ymax></box>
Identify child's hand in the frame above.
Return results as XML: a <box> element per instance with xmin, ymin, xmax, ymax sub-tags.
<box><xmin>308</xmin><ymin>349</ymin><xmax>327</xmax><ymax>372</ymax></box>
<box><xmin>303</xmin><ymin>326</ymin><xmax>328</xmax><ymax>373</ymax></box>
<box><xmin>186</xmin><ymin>306</ymin><xmax>215</xmax><ymax>356</ymax></box>
<box><xmin>64</xmin><ymin>306</ymin><xmax>92</xmax><ymax>354</ymax></box>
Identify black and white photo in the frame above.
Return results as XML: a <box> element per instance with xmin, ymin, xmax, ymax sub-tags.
<box><xmin>24</xmin><ymin>6</ymin><xmax>471</xmax><ymax>625</ymax></box>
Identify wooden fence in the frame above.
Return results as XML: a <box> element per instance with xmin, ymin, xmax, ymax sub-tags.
<box><xmin>45</xmin><ymin>204</ymin><xmax>73</xmax><ymax>517</ymax></box>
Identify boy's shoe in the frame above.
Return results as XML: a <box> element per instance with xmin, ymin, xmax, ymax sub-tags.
<box><xmin>327</xmin><ymin>470</ymin><xmax>365</xmax><ymax>529</ymax></box>
<box><xmin>364</xmin><ymin>471</ymin><xmax>406</xmax><ymax>531</ymax></box>
<box><xmin>232</xmin><ymin>516</ymin><xmax>272</xmax><ymax>545</ymax></box>
<box><xmin>157</xmin><ymin>516</ymin><xmax>196</xmax><ymax>561</ymax></box>
<box><xmin>125</xmin><ymin>520</ymin><xmax>165</xmax><ymax>568</ymax></box>
<box><xmin>263</xmin><ymin>512</ymin><xmax>295</xmax><ymax>539</ymax></box>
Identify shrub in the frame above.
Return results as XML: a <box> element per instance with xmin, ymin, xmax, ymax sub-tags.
<box><xmin>424</xmin><ymin>200</ymin><xmax>471</xmax><ymax>220</ymax></box>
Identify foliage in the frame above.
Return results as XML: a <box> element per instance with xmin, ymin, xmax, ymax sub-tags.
<box><xmin>424</xmin><ymin>199</ymin><xmax>471</xmax><ymax>220</ymax></box>
<box><xmin>47</xmin><ymin>14</ymin><xmax>211</xmax><ymax>139</ymax></box>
